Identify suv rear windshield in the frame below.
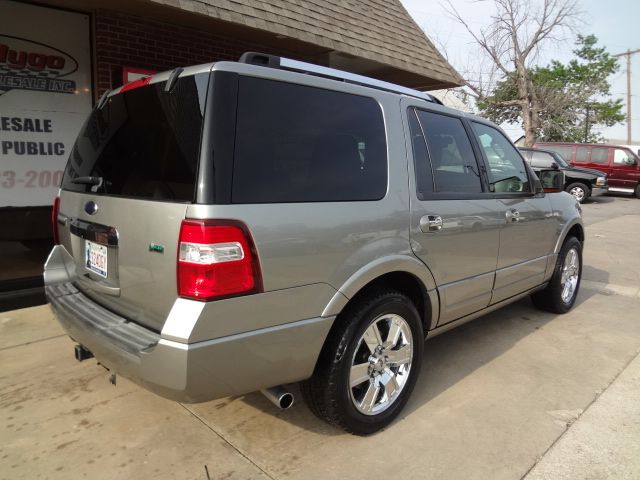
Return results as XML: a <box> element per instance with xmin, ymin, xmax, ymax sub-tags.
<box><xmin>61</xmin><ymin>73</ymin><xmax>208</xmax><ymax>202</ymax></box>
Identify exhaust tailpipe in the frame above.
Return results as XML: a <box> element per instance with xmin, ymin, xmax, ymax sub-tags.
<box><xmin>74</xmin><ymin>344</ymin><xmax>93</xmax><ymax>362</ymax></box>
<box><xmin>261</xmin><ymin>386</ymin><xmax>294</xmax><ymax>409</ymax></box>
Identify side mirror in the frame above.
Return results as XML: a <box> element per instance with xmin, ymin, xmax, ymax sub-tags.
<box><xmin>550</xmin><ymin>162</ymin><xmax>560</xmax><ymax>170</ymax></box>
<box><xmin>536</xmin><ymin>169</ymin><xmax>565</xmax><ymax>193</ymax></box>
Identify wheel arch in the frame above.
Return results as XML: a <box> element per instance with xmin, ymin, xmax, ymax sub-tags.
<box><xmin>322</xmin><ymin>255</ymin><xmax>439</xmax><ymax>337</ymax></box>
<box><xmin>555</xmin><ymin>220</ymin><xmax>585</xmax><ymax>253</ymax></box>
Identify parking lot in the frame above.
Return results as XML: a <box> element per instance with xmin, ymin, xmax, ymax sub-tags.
<box><xmin>2</xmin><ymin>193</ymin><xmax>639</xmax><ymax>480</ymax></box>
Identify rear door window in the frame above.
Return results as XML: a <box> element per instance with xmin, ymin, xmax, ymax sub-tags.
<box><xmin>232</xmin><ymin>77</ymin><xmax>387</xmax><ymax>203</ymax></box>
<box><xmin>413</xmin><ymin>110</ymin><xmax>482</xmax><ymax>194</ymax></box>
<box><xmin>62</xmin><ymin>74</ymin><xmax>208</xmax><ymax>202</ymax></box>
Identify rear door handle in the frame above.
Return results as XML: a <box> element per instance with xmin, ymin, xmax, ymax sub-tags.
<box><xmin>419</xmin><ymin>215</ymin><xmax>443</xmax><ymax>232</ymax></box>
<box><xmin>505</xmin><ymin>209</ymin><xmax>520</xmax><ymax>222</ymax></box>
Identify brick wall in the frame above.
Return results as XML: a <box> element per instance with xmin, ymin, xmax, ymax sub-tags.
<box><xmin>94</xmin><ymin>10</ymin><xmax>291</xmax><ymax>97</ymax></box>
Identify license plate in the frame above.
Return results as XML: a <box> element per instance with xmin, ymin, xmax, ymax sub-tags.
<box><xmin>85</xmin><ymin>240</ymin><xmax>108</xmax><ymax>278</ymax></box>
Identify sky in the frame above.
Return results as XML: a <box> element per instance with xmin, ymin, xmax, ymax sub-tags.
<box><xmin>400</xmin><ymin>0</ymin><xmax>640</xmax><ymax>143</ymax></box>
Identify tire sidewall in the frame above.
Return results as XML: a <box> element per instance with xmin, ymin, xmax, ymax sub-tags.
<box><xmin>566</xmin><ymin>183</ymin><xmax>589</xmax><ymax>203</ymax></box>
<box><xmin>553</xmin><ymin>237</ymin><xmax>582</xmax><ymax>312</ymax></box>
<box><xmin>334</xmin><ymin>293</ymin><xmax>423</xmax><ymax>434</ymax></box>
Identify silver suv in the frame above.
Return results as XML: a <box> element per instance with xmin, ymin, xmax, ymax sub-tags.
<box><xmin>45</xmin><ymin>53</ymin><xmax>583</xmax><ymax>435</ymax></box>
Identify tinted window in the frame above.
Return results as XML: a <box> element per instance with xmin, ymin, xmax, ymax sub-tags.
<box><xmin>591</xmin><ymin>147</ymin><xmax>609</xmax><ymax>164</ymax></box>
<box><xmin>473</xmin><ymin>123</ymin><xmax>530</xmax><ymax>193</ymax></box>
<box><xmin>232</xmin><ymin>78</ymin><xmax>387</xmax><ymax>203</ymax></box>
<box><xmin>576</xmin><ymin>146</ymin><xmax>589</xmax><ymax>163</ymax></box>
<box><xmin>62</xmin><ymin>74</ymin><xmax>208</xmax><ymax>201</ymax></box>
<box><xmin>415</xmin><ymin>110</ymin><xmax>482</xmax><ymax>193</ymax></box>
<box><xmin>407</xmin><ymin>109</ymin><xmax>434</xmax><ymax>198</ymax></box>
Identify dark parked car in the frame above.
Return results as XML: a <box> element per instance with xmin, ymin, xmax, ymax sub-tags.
<box><xmin>519</xmin><ymin>147</ymin><xmax>608</xmax><ymax>203</ymax></box>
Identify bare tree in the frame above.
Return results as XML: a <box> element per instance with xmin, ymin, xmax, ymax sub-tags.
<box><xmin>446</xmin><ymin>0</ymin><xmax>580</xmax><ymax>145</ymax></box>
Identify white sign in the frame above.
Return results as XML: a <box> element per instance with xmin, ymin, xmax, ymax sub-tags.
<box><xmin>0</xmin><ymin>1</ymin><xmax>92</xmax><ymax>207</ymax></box>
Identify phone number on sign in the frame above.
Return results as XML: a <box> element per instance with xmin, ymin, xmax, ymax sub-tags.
<box><xmin>1</xmin><ymin>170</ymin><xmax>64</xmax><ymax>189</ymax></box>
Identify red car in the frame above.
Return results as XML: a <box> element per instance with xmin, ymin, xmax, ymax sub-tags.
<box><xmin>534</xmin><ymin>142</ymin><xmax>640</xmax><ymax>198</ymax></box>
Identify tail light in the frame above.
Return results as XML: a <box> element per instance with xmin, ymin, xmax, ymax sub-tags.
<box><xmin>51</xmin><ymin>196</ymin><xmax>60</xmax><ymax>244</ymax></box>
<box><xmin>177</xmin><ymin>220</ymin><xmax>263</xmax><ymax>301</ymax></box>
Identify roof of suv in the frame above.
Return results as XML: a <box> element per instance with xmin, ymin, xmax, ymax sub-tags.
<box><xmin>104</xmin><ymin>53</ymin><xmax>503</xmax><ymax>133</ymax></box>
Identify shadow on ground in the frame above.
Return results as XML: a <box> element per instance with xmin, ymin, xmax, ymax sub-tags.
<box><xmin>238</xmin><ymin>272</ymin><xmax>603</xmax><ymax>433</ymax></box>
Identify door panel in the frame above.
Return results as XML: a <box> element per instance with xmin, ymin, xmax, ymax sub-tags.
<box><xmin>609</xmin><ymin>148</ymin><xmax>640</xmax><ymax>189</ymax></box>
<box><xmin>404</xmin><ymin>104</ymin><xmax>502</xmax><ymax>325</ymax></box>
<box><xmin>493</xmin><ymin>196</ymin><xmax>554</xmax><ymax>302</ymax></box>
<box><xmin>470</xmin><ymin>122</ymin><xmax>555</xmax><ymax>303</ymax></box>
<box><xmin>411</xmin><ymin>199</ymin><xmax>502</xmax><ymax>324</ymax></box>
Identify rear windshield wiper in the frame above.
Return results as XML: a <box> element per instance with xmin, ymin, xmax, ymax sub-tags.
<box><xmin>71</xmin><ymin>176</ymin><xmax>111</xmax><ymax>192</ymax></box>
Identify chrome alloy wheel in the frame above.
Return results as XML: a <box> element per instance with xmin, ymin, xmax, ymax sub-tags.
<box><xmin>349</xmin><ymin>313</ymin><xmax>413</xmax><ymax>416</ymax></box>
<box><xmin>569</xmin><ymin>186</ymin><xmax>586</xmax><ymax>202</ymax></box>
<box><xmin>561</xmin><ymin>247</ymin><xmax>580</xmax><ymax>304</ymax></box>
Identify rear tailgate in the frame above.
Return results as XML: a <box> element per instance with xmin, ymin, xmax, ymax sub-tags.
<box><xmin>56</xmin><ymin>70</ymin><xmax>209</xmax><ymax>331</ymax></box>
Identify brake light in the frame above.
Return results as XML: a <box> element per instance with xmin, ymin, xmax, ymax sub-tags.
<box><xmin>52</xmin><ymin>196</ymin><xmax>60</xmax><ymax>245</ymax></box>
<box><xmin>120</xmin><ymin>76</ymin><xmax>152</xmax><ymax>92</ymax></box>
<box><xmin>177</xmin><ymin>220</ymin><xmax>263</xmax><ymax>301</ymax></box>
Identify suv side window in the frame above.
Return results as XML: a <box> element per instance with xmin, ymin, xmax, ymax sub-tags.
<box><xmin>407</xmin><ymin>109</ymin><xmax>434</xmax><ymax>197</ymax></box>
<box><xmin>472</xmin><ymin>122</ymin><xmax>531</xmax><ymax>193</ymax></box>
<box><xmin>413</xmin><ymin>109</ymin><xmax>482</xmax><ymax>194</ymax></box>
<box><xmin>232</xmin><ymin>77</ymin><xmax>387</xmax><ymax>203</ymax></box>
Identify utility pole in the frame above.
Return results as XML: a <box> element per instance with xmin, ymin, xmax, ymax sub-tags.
<box><xmin>613</xmin><ymin>48</ymin><xmax>640</xmax><ymax>143</ymax></box>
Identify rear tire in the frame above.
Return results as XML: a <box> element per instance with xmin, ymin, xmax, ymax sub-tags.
<box><xmin>531</xmin><ymin>236</ymin><xmax>582</xmax><ymax>313</ymax></box>
<box><xmin>634</xmin><ymin>183</ymin><xmax>640</xmax><ymax>199</ymax></box>
<box><xmin>565</xmin><ymin>183</ymin><xmax>590</xmax><ymax>203</ymax></box>
<box><xmin>302</xmin><ymin>290</ymin><xmax>423</xmax><ymax>435</ymax></box>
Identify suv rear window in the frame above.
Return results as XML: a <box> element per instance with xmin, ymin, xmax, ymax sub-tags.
<box><xmin>61</xmin><ymin>74</ymin><xmax>208</xmax><ymax>202</ymax></box>
<box><xmin>232</xmin><ymin>77</ymin><xmax>387</xmax><ymax>203</ymax></box>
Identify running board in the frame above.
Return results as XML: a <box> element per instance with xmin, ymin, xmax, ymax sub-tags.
<box><xmin>608</xmin><ymin>187</ymin><xmax>634</xmax><ymax>193</ymax></box>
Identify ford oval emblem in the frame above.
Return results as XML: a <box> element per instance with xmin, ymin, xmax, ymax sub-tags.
<box><xmin>84</xmin><ymin>201</ymin><xmax>98</xmax><ymax>215</ymax></box>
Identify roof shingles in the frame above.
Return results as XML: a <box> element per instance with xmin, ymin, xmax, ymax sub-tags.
<box><xmin>150</xmin><ymin>0</ymin><xmax>463</xmax><ymax>87</ymax></box>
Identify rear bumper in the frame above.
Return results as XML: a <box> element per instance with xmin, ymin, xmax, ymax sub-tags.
<box><xmin>46</xmin><ymin>280</ymin><xmax>334</xmax><ymax>403</ymax></box>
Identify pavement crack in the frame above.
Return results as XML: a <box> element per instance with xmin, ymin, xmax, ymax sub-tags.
<box><xmin>178</xmin><ymin>403</ymin><xmax>277</xmax><ymax>480</ymax></box>
<box><xmin>0</xmin><ymin>333</ymin><xmax>66</xmax><ymax>352</ymax></box>
<box><xmin>519</xmin><ymin>347</ymin><xmax>640</xmax><ymax>480</ymax></box>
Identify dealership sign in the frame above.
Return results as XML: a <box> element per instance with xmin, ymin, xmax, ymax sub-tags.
<box><xmin>0</xmin><ymin>1</ymin><xmax>91</xmax><ymax>208</ymax></box>
<box><xmin>0</xmin><ymin>35</ymin><xmax>79</xmax><ymax>95</ymax></box>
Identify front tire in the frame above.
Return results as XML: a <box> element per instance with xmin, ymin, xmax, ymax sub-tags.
<box><xmin>566</xmin><ymin>183</ymin><xmax>590</xmax><ymax>203</ymax></box>
<box><xmin>531</xmin><ymin>236</ymin><xmax>582</xmax><ymax>313</ymax></box>
<box><xmin>302</xmin><ymin>290</ymin><xmax>423</xmax><ymax>435</ymax></box>
<box><xmin>634</xmin><ymin>183</ymin><xmax>640</xmax><ymax>199</ymax></box>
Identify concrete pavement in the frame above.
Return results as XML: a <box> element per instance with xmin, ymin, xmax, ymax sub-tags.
<box><xmin>1</xmin><ymin>195</ymin><xmax>640</xmax><ymax>480</ymax></box>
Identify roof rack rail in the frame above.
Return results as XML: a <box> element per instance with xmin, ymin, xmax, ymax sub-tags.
<box><xmin>238</xmin><ymin>52</ymin><xmax>441</xmax><ymax>104</ymax></box>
